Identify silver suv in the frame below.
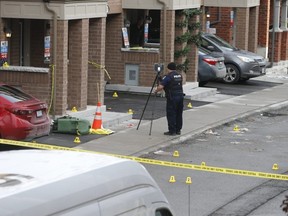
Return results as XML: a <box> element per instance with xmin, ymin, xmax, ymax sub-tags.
<box><xmin>200</xmin><ymin>33</ymin><xmax>268</xmax><ymax>84</ymax></box>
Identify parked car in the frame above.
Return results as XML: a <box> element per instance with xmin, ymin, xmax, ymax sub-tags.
<box><xmin>0</xmin><ymin>83</ymin><xmax>50</xmax><ymax>141</ymax></box>
<box><xmin>198</xmin><ymin>46</ymin><xmax>227</xmax><ymax>86</ymax></box>
<box><xmin>200</xmin><ymin>32</ymin><xmax>268</xmax><ymax>84</ymax></box>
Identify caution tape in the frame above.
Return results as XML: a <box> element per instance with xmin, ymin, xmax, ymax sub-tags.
<box><xmin>1</xmin><ymin>139</ymin><xmax>288</xmax><ymax>181</ymax></box>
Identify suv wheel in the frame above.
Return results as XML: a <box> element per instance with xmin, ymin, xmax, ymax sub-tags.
<box><xmin>223</xmin><ymin>64</ymin><xmax>240</xmax><ymax>84</ymax></box>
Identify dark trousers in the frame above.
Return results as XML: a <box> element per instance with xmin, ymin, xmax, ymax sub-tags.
<box><xmin>166</xmin><ymin>95</ymin><xmax>184</xmax><ymax>133</ymax></box>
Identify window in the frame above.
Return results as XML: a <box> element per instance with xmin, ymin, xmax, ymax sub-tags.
<box><xmin>124</xmin><ymin>9</ymin><xmax>160</xmax><ymax>48</ymax></box>
<box><xmin>7</xmin><ymin>19</ymin><xmax>48</xmax><ymax>68</ymax></box>
<box><xmin>146</xmin><ymin>10</ymin><xmax>160</xmax><ymax>45</ymax></box>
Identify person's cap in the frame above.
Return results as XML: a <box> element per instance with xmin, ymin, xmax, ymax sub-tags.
<box><xmin>167</xmin><ymin>62</ymin><xmax>177</xmax><ymax>70</ymax></box>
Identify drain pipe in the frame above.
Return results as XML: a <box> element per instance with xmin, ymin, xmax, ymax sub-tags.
<box><xmin>43</xmin><ymin>0</ymin><xmax>57</xmax><ymax>120</ymax></box>
<box><xmin>157</xmin><ymin>0</ymin><xmax>167</xmax><ymax>67</ymax></box>
<box><xmin>210</xmin><ymin>8</ymin><xmax>221</xmax><ymax>26</ymax></box>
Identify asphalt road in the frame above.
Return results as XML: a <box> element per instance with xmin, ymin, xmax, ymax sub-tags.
<box><xmin>143</xmin><ymin>106</ymin><xmax>288</xmax><ymax>216</ymax></box>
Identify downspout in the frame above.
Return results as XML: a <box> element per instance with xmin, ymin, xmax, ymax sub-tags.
<box><xmin>157</xmin><ymin>0</ymin><xmax>167</xmax><ymax>67</ymax></box>
<box><xmin>43</xmin><ymin>1</ymin><xmax>57</xmax><ymax>120</ymax></box>
<box><xmin>210</xmin><ymin>8</ymin><xmax>221</xmax><ymax>26</ymax></box>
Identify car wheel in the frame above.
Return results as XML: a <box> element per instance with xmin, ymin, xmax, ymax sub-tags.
<box><xmin>223</xmin><ymin>64</ymin><xmax>240</xmax><ymax>84</ymax></box>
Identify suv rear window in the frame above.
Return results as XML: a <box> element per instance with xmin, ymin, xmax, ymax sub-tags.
<box><xmin>204</xmin><ymin>34</ymin><xmax>235</xmax><ymax>51</ymax></box>
<box><xmin>0</xmin><ymin>85</ymin><xmax>33</xmax><ymax>103</ymax></box>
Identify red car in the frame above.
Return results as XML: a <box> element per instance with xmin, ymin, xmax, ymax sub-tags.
<box><xmin>0</xmin><ymin>83</ymin><xmax>51</xmax><ymax>141</ymax></box>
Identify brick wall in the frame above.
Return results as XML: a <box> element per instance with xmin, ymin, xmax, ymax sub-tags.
<box><xmin>0</xmin><ymin>71</ymin><xmax>50</xmax><ymax>103</ymax></box>
<box><xmin>105</xmin><ymin>14</ymin><xmax>125</xmax><ymax>85</ymax></box>
<box><xmin>105</xmin><ymin>12</ymin><xmax>163</xmax><ymax>87</ymax></box>
<box><xmin>281</xmin><ymin>32</ymin><xmax>288</xmax><ymax>60</ymax></box>
<box><xmin>174</xmin><ymin>12</ymin><xmax>187</xmax><ymax>67</ymax></box>
<box><xmin>121</xmin><ymin>51</ymin><xmax>159</xmax><ymax>86</ymax></box>
<box><xmin>55</xmin><ymin>20</ymin><xmax>69</xmax><ymax>115</ymax></box>
<box><xmin>67</xmin><ymin>19</ymin><xmax>89</xmax><ymax>111</ymax></box>
<box><xmin>88</xmin><ymin>17</ymin><xmax>106</xmax><ymax>105</ymax></box>
<box><xmin>108</xmin><ymin>0</ymin><xmax>122</xmax><ymax>14</ymax></box>
<box><xmin>248</xmin><ymin>6</ymin><xmax>259</xmax><ymax>53</ymax></box>
<box><xmin>186</xmin><ymin>14</ymin><xmax>199</xmax><ymax>82</ymax></box>
<box><xmin>268</xmin><ymin>32</ymin><xmax>282</xmax><ymax>62</ymax></box>
<box><xmin>210</xmin><ymin>7</ymin><xmax>233</xmax><ymax>43</ymax></box>
<box><xmin>164</xmin><ymin>10</ymin><xmax>175</xmax><ymax>63</ymax></box>
<box><xmin>235</xmin><ymin>8</ymin><xmax>249</xmax><ymax>50</ymax></box>
<box><xmin>258</xmin><ymin>0</ymin><xmax>270</xmax><ymax>48</ymax></box>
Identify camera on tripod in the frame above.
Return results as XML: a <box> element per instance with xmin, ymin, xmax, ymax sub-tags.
<box><xmin>154</xmin><ymin>63</ymin><xmax>164</xmax><ymax>73</ymax></box>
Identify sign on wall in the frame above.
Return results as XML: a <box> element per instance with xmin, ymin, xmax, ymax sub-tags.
<box><xmin>0</xmin><ymin>41</ymin><xmax>8</xmax><ymax>66</ymax></box>
<box><xmin>44</xmin><ymin>36</ymin><xmax>51</xmax><ymax>64</ymax></box>
<box><xmin>122</xmin><ymin>27</ymin><xmax>130</xmax><ymax>48</ymax></box>
<box><xmin>144</xmin><ymin>23</ymin><xmax>149</xmax><ymax>43</ymax></box>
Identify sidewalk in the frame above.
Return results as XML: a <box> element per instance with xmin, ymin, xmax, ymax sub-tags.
<box><xmin>71</xmin><ymin>74</ymin><xmax>288</xmax><ymax>157</ymax></box>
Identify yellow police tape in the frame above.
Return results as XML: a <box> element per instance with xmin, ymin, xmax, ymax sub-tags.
<box><xmin>1</xmin><ymin>138</ymin><xmax>288</xmax><ymax>181</ymax></box>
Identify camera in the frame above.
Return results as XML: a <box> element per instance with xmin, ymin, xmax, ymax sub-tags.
<box><xmin>154</xmin><ymin>63</ymin><xmax>164</xmax><ymax>73</ymax></box>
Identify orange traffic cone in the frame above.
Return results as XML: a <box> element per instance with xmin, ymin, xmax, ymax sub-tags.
<box><xmin>92</xmin><ymin>102</ymin><xmax>102</xmax><ymax>129</ymax></box>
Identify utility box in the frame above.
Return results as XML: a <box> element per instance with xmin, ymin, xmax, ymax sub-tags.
<box><xmin>52</xmin><ymin>116</ymin><xmax>91</xmax><ymax>135</ymax></box>
<box><xmin>125</xmin><ymin>64</ymin><xmax>139</xmax><ymax>86</ymax></box>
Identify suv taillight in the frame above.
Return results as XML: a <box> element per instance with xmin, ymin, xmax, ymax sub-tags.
<box><xmin>203</xmin><ymin>58</ymin><xmax>217</xmax><ymax>66</ymax></box>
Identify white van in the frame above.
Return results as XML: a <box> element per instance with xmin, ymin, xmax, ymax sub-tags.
<box><xmin>0</xmin><ymin>150</ymin><xmax>174</xmax><ymax>216</ymax></box>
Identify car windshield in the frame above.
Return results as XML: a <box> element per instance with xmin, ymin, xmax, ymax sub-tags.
<box><xmin>205</xmin><ymin>34</ymin><xmax>237</xmax><ymax>51</ymax></box>
<box><xmin>0</xmin><ymin>85</ymin><xmax>33</xmax><ymax>103</ymax></box>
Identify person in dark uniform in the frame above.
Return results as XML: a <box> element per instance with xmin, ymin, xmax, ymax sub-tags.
<box><xmin>154</xmin><ymin>62</ymin><xmax>184</xmax><ymax>136</ymax></box>
<box><xmin>129</xmin><ymin>17</ymin><xmax>144</xmax><ymax>47</ymax></box>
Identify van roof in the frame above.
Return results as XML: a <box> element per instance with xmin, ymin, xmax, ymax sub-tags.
<box><xmin>0</xmin><ymin>150</ymin><xmax>127</xmax><ymax>198</ymax></box>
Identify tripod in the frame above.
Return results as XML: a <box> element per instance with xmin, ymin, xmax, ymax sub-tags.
<box><xmin>136</xmin><ymin>70</ymin><xmax>161</xmax><ymax>134</ymax></box>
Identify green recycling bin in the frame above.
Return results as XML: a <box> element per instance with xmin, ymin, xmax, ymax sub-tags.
<box><xmin>53</xmin><ymin>116</ymin><xmax>91</xmax><ymax>135</ymax></box>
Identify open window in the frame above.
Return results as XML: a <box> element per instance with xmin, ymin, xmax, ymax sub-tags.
<box><xmin>3</xmin><ymin>18</ymin><xmax>49</xmax><ymax>68</ymax></box>
<box><xmin>124</xmin><ymin>9</ymin><xmax>160</xmax><ymax>48</ymax></box>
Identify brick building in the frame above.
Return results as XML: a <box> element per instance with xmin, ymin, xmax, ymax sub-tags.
<box><xmin>0</xmin><ymin>0</ymin><xmax>287</xmax><ymax>116</ymax></box>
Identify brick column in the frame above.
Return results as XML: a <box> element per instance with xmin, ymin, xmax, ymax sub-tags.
<box><xmin>281</xmin><ymin>32</ymin><xmax>288</xmax><ymax>60</ymax></box>
<box><xmin>174</xmin><ymin>13</ymin><xmax>187</xmax><ymax>66</ymax></box>
<box><xmin>55</xmin><ymin>20</ymin><xmax>68</xmax><ymax>115</ymax></box>
<box><xmin>258</xmin><ymin>0</ymin><xmax>270</xmax><ymax>58</ymax></box>
<box><xmin>88</xmin><ymin>18</ymin><xmax>106</xmax><ymax>105</ymax></box>
<box><xmin>280</xmin><ymin>0</ymin><xmax>288</xmax><ymax>60</ymax></box>
<box><xmin>105</xmin><ymin>14</ymin><xmax>124</xmax><ymax>85</ymax></box>
<box><xmin>186</xmin><ymin>14</ymin><xmax>199</xmax><ymax>82</ymax></box>
<box><xmin>248</xmin><ymin>6</ymin><xmax>259</xmax><ymax>53</ymax></box>
<box><xmin>235</xmin><ymin>8</ymin><xmax>249</xmax><ymax>50</ymax></box>
<box><xmin>68</xmin><ymin>19</ymin><xmax>89</xmax><ymax>111</ymax></box>
<box><xmin>269</xmin><ymin>32</ymin><xmax>282</xmax><ymax>62</ymax></box>
<box><xmin>164</xmin><ymin>10</ymin><xmax>175</xmax><ymax>65</ymax></box>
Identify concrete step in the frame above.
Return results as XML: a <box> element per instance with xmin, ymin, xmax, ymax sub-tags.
<box><xmin>65</xmin><ymin>105</ymin><xmax>132</xmax><ymax>129</ymax></box>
